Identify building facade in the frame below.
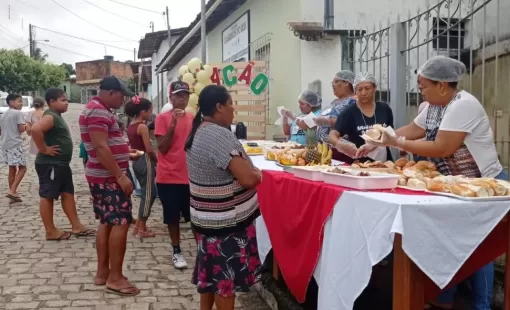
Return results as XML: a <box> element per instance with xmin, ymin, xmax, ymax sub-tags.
<box><xmin>75</xmin><ymin>56</ymin><xmax>134</xmax><ymax>104</ymax></box>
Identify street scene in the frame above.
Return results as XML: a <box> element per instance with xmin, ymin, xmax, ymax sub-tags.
<box><xmin>1</xmin><ymin>0</ymin><xmax>510</xmax><ymax>309</ymax></box>
<box><xmin>0</xmin><ymin>102</ymin><xmax>270</xmax><ymax>310</ymax></box>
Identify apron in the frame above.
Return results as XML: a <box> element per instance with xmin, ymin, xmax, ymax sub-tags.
<box><xmin>422</xmin><ymin>94</ymin><xmax>481</xmax><ymax>178</ymax></box>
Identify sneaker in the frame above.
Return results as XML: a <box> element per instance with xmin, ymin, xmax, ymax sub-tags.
<box><xmin>172</xmin><ymin>252</ymin><xmax>188</xmax><ymax>269</ymax></box>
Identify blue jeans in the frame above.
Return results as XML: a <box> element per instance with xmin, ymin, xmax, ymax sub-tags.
<box><xmin>436</xmin><ymin>169</ymin><xmax>508</xmax><ymax>310</ymax></box>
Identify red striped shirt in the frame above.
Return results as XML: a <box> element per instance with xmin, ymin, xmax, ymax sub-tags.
<box><xmin>79</xmin><ymin>97</ymin><xmax>130</xmax><ymax>183</ymax></box>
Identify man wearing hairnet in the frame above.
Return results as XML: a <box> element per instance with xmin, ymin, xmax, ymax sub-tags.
<box><xmin>328</xmin><ymin>72</ymin><xmax>394</xmax><ymax>163</ymax></box>
<box><xmin>314</xmin><ymin>71</ymin><xmax>357</xmax><ymax>148</ymax></box>
<box><xmin>379</xmin><ymin>56</ymin><xmax>505</xmax><ymax>310</ymax></box>
<box><xmin>281</xmin><ymin>90</ymin><xmax>322</xmax><ymax>145</ymax></box>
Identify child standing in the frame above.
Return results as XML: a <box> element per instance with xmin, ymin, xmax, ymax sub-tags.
<box><xmin>125</xmin><ymin>96</ymin><xmax>158</xmax><ymax>238</ymax></box>
<box><xmin>31</xmin><ymin>88</ymin><xmax>93</xmax><ymax>240</ymax></box>
<box><xmin>26</xmin><ymin>97</ymin><xmax>46</xmax><ymax>155</ymax></box>
<box><xmin>0</xmin><ymin>94</ymin><xmax>28</xmax><ymax>202</ymax></box>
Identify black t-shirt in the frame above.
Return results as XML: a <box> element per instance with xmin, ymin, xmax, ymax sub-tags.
<box><xmin>334</xmin><ymin>101</ymin><xmax>394</xmax><ymax>163</ymax></box>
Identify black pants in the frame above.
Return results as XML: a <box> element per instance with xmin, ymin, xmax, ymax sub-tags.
<box><xmin>156</xmin><ymin>183</ymin><xmax>190</xmax><ymax>225</ymax></box>
<box><xmin>35</xmin><ymin>163</ymin><xmax>74</xmax><ymax>200</ymax></box>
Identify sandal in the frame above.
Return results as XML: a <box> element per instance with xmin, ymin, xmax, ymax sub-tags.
<box><xmin>46</xmin><ymin>231</ymin><xmax>71</xmax><ymax>241</ymax></box>
<box><xmin>132</xmin><ymin>226</ymin><xmax>139</xmax><ymax>236</ymax></box>
<box><xmin>6</xmin><ymin>194</ymin><xmax>22</xmax><ymax>203</ymax></box>
<box><xmin>106</xmin><ymin>285</ymin><xmax>140</xmax><ymax>296</ymax></box>
<box><xmin>72</xmin><ymin>229</ymin><xmax>96</xmax><ymax>238</ymax></box>
<box><xmin>136</xmin><ymin>229</ymin><xmax>156</xmax><ymax>238</ymax></box>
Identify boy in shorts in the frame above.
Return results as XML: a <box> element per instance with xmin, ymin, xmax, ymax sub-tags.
<box><xmin>31</xmin><ymin>88</ymin><xmax>93</xmax><ymax>240</ymax></box>
<box><xmin>0</xmin><ymin>94</ymin><xmax>27</xmax><ymax>202</ymax></box>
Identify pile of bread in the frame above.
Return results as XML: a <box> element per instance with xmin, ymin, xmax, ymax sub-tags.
<box><xmin>387</xmin><ymin>158</ymin><xmax>510</xmax><ymax>197</ymax></box>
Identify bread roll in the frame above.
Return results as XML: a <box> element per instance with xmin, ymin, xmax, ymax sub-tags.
<box><xmin>468</xmin><ymin>180</ymin><xmax>495</xmax><ymax>196</ymax></box>
<box><xmin>427</xmin><ymin>181</ymin><xmax>450</xmax><ymax>192</ymax></box>
<box><xmin>414</xmin><ymin>161</ymin><xmax>436</xmax><ymax>171</ymax></box>
<box><xmin>403</xmin><ymin>168</ymin><xmax>423</xmax><ymax>179</ymax></box>
<box><xmin>398</xmin><ymin>177</ymin><xmax>408</xmax><ymax>186</ymax></box>
<box><xmin>395</xmin><ymin>158</ymin><xmax>408</xmax><ymax>168</ymax></box>
<box><xmin>450</xmin><ymin>184</ymin><xmax>476</xmax><ymax>197</ymax></box>
<box><xmin>461</xmin><ymin>184</ymin><xmax>489</xmax><ymax>197</ymax></box>
<box><xmin>385</xmin><ymin>161</ymin><xmax>395</xmax><ymax>169</ymax></box>
<box><xmin>496</xmin><ymin>180</ymin><xmax>510</xmax><ymax>196</ymax></box>
<box><xmin>407</xmin><ymin>178</ymin><xmax>427</xmax><ymax>190</ymax></box>
<box><xmin>404</xmin><ymin>161</ymin><xmax>416</xmax><ymax>169</ymax></box>
<box><xmin>366</xmin><ymin>128</ymin><xmax>382</xmax><ymax>140</ymax></box>
<box><xmin>479</xmin><ymin>178</ymin><xmax>507</xmax><ymax>196</ymax></box>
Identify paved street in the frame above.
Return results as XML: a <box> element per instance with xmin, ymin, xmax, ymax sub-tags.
<box><xmin>0</xmin><ymin>103</ymin><xmax>270</xmax><ymax>310</ymax></box>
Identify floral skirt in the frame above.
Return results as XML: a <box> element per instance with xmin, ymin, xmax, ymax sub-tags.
<box><xmin>192</xmin><ymin>223</ymin><xmax>262</xmax><ymax>297</ymax></box>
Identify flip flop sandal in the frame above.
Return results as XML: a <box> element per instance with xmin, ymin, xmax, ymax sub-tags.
<box><xmin>94</xmin><ymin>275</ymin><xmax>129</xmax><ymax>286</ymax></box>
<box><xmin>72</xmin><ymin>229</ymin><xmax>96</xmax><ymax>238</ymax></box>
<box><xmin>106</xmin><ymin>286</ymin><xmax>140</xmax><ymax>296</ymax></box>
<box><xmin>6</xmin><ymin>194</ymin><xmax>22</xmax><ymax>203</ymax></box>
<box><xmin>46</xmin><ymin>231</ymin><xmax>71</xmax><ymax>241</ymax></box>
<box><xmin>136</xmin><ymin>230</ymin><xmax>156</xmax><ymax>238</ymax></box>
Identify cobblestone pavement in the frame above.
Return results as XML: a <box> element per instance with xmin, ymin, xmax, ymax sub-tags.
<box><xmin>0</xmin><ymin>103</ymin><xmax>270</xmax><ymax>310</ymax></box>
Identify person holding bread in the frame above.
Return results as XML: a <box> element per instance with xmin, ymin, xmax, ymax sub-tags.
<box><xmin>281</xmin><ymin>91</ymin><xmax>322</xmax><ymax>145</ymax></box>
<box><xmin>328</xmin><ymin>72</ymin><xmax>394</xmax><ymax>164</ymax></box>
<box><xmin>380</xmin><ymin>56</ymin><xmax>506</xmax><ymax>310</ymax></box>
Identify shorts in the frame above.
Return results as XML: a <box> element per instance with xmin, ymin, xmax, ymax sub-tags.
<box><xmin>0</xmin><ymin>146</ymin><xmax>27</xmax><ymax>166</ymax></box>
<box><xmin>89</xmin><ymin>182</ymin><xmax>133</xmax><ymax>226</ymax></box>
<box><xmin>35</xmin><ymin>164</ymin><xmax>74</xmax><ymax>200</ymax></box>
<box><xmin>157</xmin><ymin>183</ymin><xmax>190</xmax><ymax>225</ymax></box>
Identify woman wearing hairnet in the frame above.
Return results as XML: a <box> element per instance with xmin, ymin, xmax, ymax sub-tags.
<box><xmin>281</xmin><ymin>90</ymin><xmax>322</xmax><ymax>145</ymax></box>
<box><xmin>381</xmin><ymin>56</ymin><xmax>505</xmax><ymax>310</ymax></box>
<box><xmin>328</xmin><ymin>72</ymin><xmax>394</xmax><ymax>163</ymax></box>
<box><xmin>315</xmin><ymin>71</ymin><xmax>356</xmax><ymax>145</ymax></box>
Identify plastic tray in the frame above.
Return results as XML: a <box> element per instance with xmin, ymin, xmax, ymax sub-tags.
<box><xmin>322</xmin><ymin>169</ymin><xmax>399</xmax><ymax>190</ymax></box>
<box><xmin>292</xmin><ymin>166</ymin><xmax>329</xmax><ymax>182</ymax></box>
<box><xmin>424</xmin><ymin>190</ymin><xmax>510</xmax><ymax>201</ymax></box>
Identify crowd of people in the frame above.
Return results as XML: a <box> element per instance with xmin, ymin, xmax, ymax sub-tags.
<box><xmin>0</xmin><ymin>55</ymin><xmax>503</xmax><ymax>310</ymax></box>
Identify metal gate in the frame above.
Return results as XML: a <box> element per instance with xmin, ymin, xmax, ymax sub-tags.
<box><xmin>347</xmin><ymin>0</ymin><xmax>509</xmax><ymax>165</ymax></box>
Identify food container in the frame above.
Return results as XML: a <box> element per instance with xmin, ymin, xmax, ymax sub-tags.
<box><xmin>322</xmin><ymin>169</ymin><xmax>399</xmax><ymax>190</ymax></box>
<box><xmin>292</xmin><ymin>166</ymin><xmax>329</xmax><ymax>182</ymax></box>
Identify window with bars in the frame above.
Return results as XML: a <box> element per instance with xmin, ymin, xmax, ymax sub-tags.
<box><xmin>432</xmin><ymin>17</ymin><xmax>466</xmax><ymax>50</ymax></box>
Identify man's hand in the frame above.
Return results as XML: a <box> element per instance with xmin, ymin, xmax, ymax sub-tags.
<box><xmin>116</xmin><ymin>174</ymin><xmax>133</xmax><ymax>197</ymax></box>
<box><xmin>42</xmin><ymin>145</ymin><xmax>60</xmax><ymax>156</ymax></box>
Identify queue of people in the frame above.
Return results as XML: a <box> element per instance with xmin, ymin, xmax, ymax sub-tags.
<box><xmin>0</xmin><ymin>54</ymin><xmax>503</xmax><ymax>309</ymax></box>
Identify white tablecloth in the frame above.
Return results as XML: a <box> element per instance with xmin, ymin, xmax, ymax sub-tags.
<box><xmin>252</xmin><ymin>156</ymin><xmax>510</xmax><ymax>310</ymax></box>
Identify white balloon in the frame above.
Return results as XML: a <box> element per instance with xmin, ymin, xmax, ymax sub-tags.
<box><xmin>203</xmin><ymin>64</ymin><xmax>213</xmax><ymax>77</ymax></box>
<box><xmin>182</xmin><ymin>72</ymin><xmax>195</xmax><ymax>86</ymax></box>
<box><xmin>178</xmin><ymin>65</ymin><xmax>189</xmax><ymax>76</ymax></box>
<box><xmin>188</xmin><ymin>58</ymin><xmax>202</xmax><ymax>73</ymax></box>
<box><xmin>196</xmin><ymin>70</ymin><xmax>210</xmax><ymax>84</ymax></box>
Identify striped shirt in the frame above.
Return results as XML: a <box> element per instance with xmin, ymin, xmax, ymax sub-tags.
<box><xmin>79</xmin><ymin>97</ymin><xmax>130</xmax><ymax>183</ymax></box>
<box><xmin>186</xmin><ymin>123</ymin><xmax>260</xmax><ymax>236</ymax></box>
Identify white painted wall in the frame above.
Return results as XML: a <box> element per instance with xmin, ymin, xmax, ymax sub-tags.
<box><xmin>165</xmin><ymin>42</ymin><xmax>203</xmax><ymax>88</ymax></box>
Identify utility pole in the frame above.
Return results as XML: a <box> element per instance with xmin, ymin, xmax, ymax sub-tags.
<box><xmin>165</xmin><ymin>6</ymin><xmax>172</xmax><ymax>49</ymax></box>
<box><xmin>133</xmin><ymin>48</ymin><xmax>136</xmax><ymax>61</ymax></box>
<box><xmin>8</xmin><ymin>5</ymin><xmax>11</xmax><ymax>20</ymax></box>
<box><xmin>149</xmin><ymin>22</ymin><xmax>154</xmax><ymax>32</ymax></box>
<box><xmin>200</xmin><ymin>0</ymin><xmax>206</xmax><ymax>61</ymax></box>
<box><xmin>29</xmin><ymin>24</ymin><xmax>33</xmax><ymax>58</ymax></box>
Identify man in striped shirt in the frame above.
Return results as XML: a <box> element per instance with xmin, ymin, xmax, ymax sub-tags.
<box><xmin>79</xmin><ymin>76</ymin><xmax>140</xmax><ymax>297</ymax></box>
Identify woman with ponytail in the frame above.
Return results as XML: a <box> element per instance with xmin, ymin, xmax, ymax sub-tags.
<box><xmin>186</xmin><ymin>85</ymin><xmax>262</xmax><ymax>310</ymax></box>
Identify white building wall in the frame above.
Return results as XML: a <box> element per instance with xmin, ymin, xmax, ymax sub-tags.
<box><xmin>165</xmin><ymin>43</ymin><xmax>203</xmax><ymax>87</ymax></box>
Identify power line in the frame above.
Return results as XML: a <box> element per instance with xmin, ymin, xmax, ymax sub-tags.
<box><xmin>38</xmin><ymin>42</ymin><xmax>97</xmax><ymax>59</ymax></box>
<box><xmin>82</xmin><ymin>0</ymin><xmax>148</xmax><ymax>27</ymax></box>
<box><xmin>34</xmin><ymin>26</ymin><xmax>134</xmax><ymax>52</ymax></box>
<box><xmin>0</xmin><ymin>24</ymin><xmax>24</xmax><ymax>43</ymax></box>
<box><xmin>106</xmin><ymin>0</ymin><xmax>162</xmax><ymax>14</ymax></box>
<box><xmin>14</xmin><ymin>0</ymin><xmax>50</xmax><ymax>13</ymax></box>
<box><xmin>49</xmin><ymin>0</ymin><xmax>137</xmax><ymax>42</ymax></box>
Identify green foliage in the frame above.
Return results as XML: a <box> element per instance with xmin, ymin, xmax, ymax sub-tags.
<box><xmin>124</xmin><ymin>78</ymin><xmax>137</xmax><ymax>93</ymax></box>
<box><xmin>0</xmin><ymin>49</ymin><xmax>66</xmax><ymax>93</ymax></box>
<box><xmin>59</xmin><ymin>63</ymin><xmax>76</xmax><ymax>78</ymax></box>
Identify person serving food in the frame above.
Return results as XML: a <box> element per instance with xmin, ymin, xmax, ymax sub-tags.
<box><xmin>379</xmin><ymin>55</ymin><xmax>505</xmax><ymax>310</ymax></box>
<box><xmin>328</xmin><ymin>72</ymin><xmax>394</xmax><ymax>164</ymax></box>
<box><xmin>281</xmin><ymin>91</ymin><xmax>322</xmax><ymax>145</ymax></box>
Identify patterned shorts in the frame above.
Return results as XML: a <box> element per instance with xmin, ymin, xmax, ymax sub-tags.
<box><xmin>0</xmin><ymin>146</ymin><xmax>27</xmax><ymax>166</ymax></box>
<box><xmin>89</xmin><ymin>182</ymin><xmax>133</xmax><ymax>226</ymax></box>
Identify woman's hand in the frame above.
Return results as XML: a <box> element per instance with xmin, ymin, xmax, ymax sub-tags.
<box><xmin>295</xmin><ymin>119</ymin><xmax>308</xmax><ymax>130</ymax></box>
<box><xmin>314</xmin><ymin>116</ymin><xmax>331</xmax><ymax>127</ymax></box>
<box><xmin>281</xmin><ymin>109</ymin><xmax>296</xmax><ymax>120</ymax></box>
<box><xmin>334</xmin><ymin>140</ymin><xmax>358</xmax><ymax>158</ymax></box>
<box><xmin>355</xmin><ymin>144</ymin><xmax>377</xmax><ymax>158</ymax></box>
<box><xmin>381</xmin><ymin>131</ymin><xmax>405</xmax><ymax>147</ymax></box>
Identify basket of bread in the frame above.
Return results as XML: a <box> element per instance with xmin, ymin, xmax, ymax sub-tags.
<box><xmin>388</xmin><ymin>158</ymin><xmax>510</xmax><ymax>200</ymax></box>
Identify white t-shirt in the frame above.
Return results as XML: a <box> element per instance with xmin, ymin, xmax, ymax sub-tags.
<box><xmin>414</xmin><ymin>90</ymin><xmax>502</xmax><ymax>178</ymax></box>
<box><xmin>160</xmin><ymin>102</ymin><xmax>173</xmax><ymax>114</ymax></box>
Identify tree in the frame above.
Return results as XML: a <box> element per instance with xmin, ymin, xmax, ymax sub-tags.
<box><xmin>32</xmin><ymin>43</ymin><xmax>48</xmax><ymax>62</ymax></box>
<box><xmin>59</xmin><ymin>63</ymin><xmax>76</xmax><ymax>78</ymax></box>
<box><xmin>0</xmin><ymin>49</ymin><xmax>66</xmax><ymax>93</ymax></box>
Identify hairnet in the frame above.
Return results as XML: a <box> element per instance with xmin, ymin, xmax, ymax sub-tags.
<box><xmin>298</xmin><ymin>90</ymin><xmax>322</xmax><ymax>108</ymax></box>
<box><xmin>417</xmin><ymin>56</ymin><xmax>466</xmax><ymax>82</ymax></box>
<box><xmin>353</xmin><ymin>72</ymin><xmax>377</xmax><ymax>88</ymax></box>
<box><xmin>334</xmin><ymin>70</ymin><xmax>355</xmax><ymax>84</ymax></box>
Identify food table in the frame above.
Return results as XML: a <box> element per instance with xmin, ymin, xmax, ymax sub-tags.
<box><xmin>250</xmin><ymin>155</ymin><xmax>510</xmax><ymax>310</ymax></box>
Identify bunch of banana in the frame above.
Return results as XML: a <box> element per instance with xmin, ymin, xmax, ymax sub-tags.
<box><xmin>318</xmin><ymin>142</ymin><xmax>333</xmax><ymax>165</ymax></box>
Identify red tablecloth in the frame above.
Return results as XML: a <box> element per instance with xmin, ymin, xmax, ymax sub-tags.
<box><xmin>257</xmin><ymin>170</ymin><xmax>430</xmax><ymax>302</ymax></box>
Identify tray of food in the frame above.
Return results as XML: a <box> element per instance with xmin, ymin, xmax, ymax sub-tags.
<box><xmin>350</xmin><ymin>160</ymin><xmax>394</xmax><ymax>172</ymax></box>
<box><xmin>424</xmin><ymin>177</ymin><xmax>510</xmax><ymax>201</ymax></box>
<box><xmin>321</xmin><ymin>167</ymin><xmax>399</xmax><ymax>190</ymax></box>
<box><xmin>275</xmin><ymin>141</ymin><xmax>333</xmax><ymax>167</ymax></box>
<box><xmin>264</xmin><ymin>143</ymin><xmax>305</xmax><ymax>161</ymax></box>
<box><xmin>292</xmin><ymin>165</ymin><xmax>331</xmax><ymax>182</ymax></box>
<box><xmin>243</xmin><ymin>142</ymin><xmax>264</xmax><ymax>156</ymax></box>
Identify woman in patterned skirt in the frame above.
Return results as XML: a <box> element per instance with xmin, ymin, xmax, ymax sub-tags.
<box><xmin>185</xmin><ymin>85</ymin><xmax>262</xmax><ymax>310</ymax></box>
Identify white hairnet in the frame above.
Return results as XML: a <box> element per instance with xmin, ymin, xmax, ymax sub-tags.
<box><xmin>417</xmin><ymin>56</ymin><xmax>466</xmax><ymax>82</ymax></box>
<box><xmin>334</xmin><ymin>70</ymin><xmax>355</xmax><ymax>84</ymax></box>
<box><xmin>353</xmin><ymin>72</ymin><xmax>377</xmax><ymax>88</ymax></box>
<box><xmin>298</xmin><ymin>90</ymin><xmax>322</xmax><ymax>108</ymax></box>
